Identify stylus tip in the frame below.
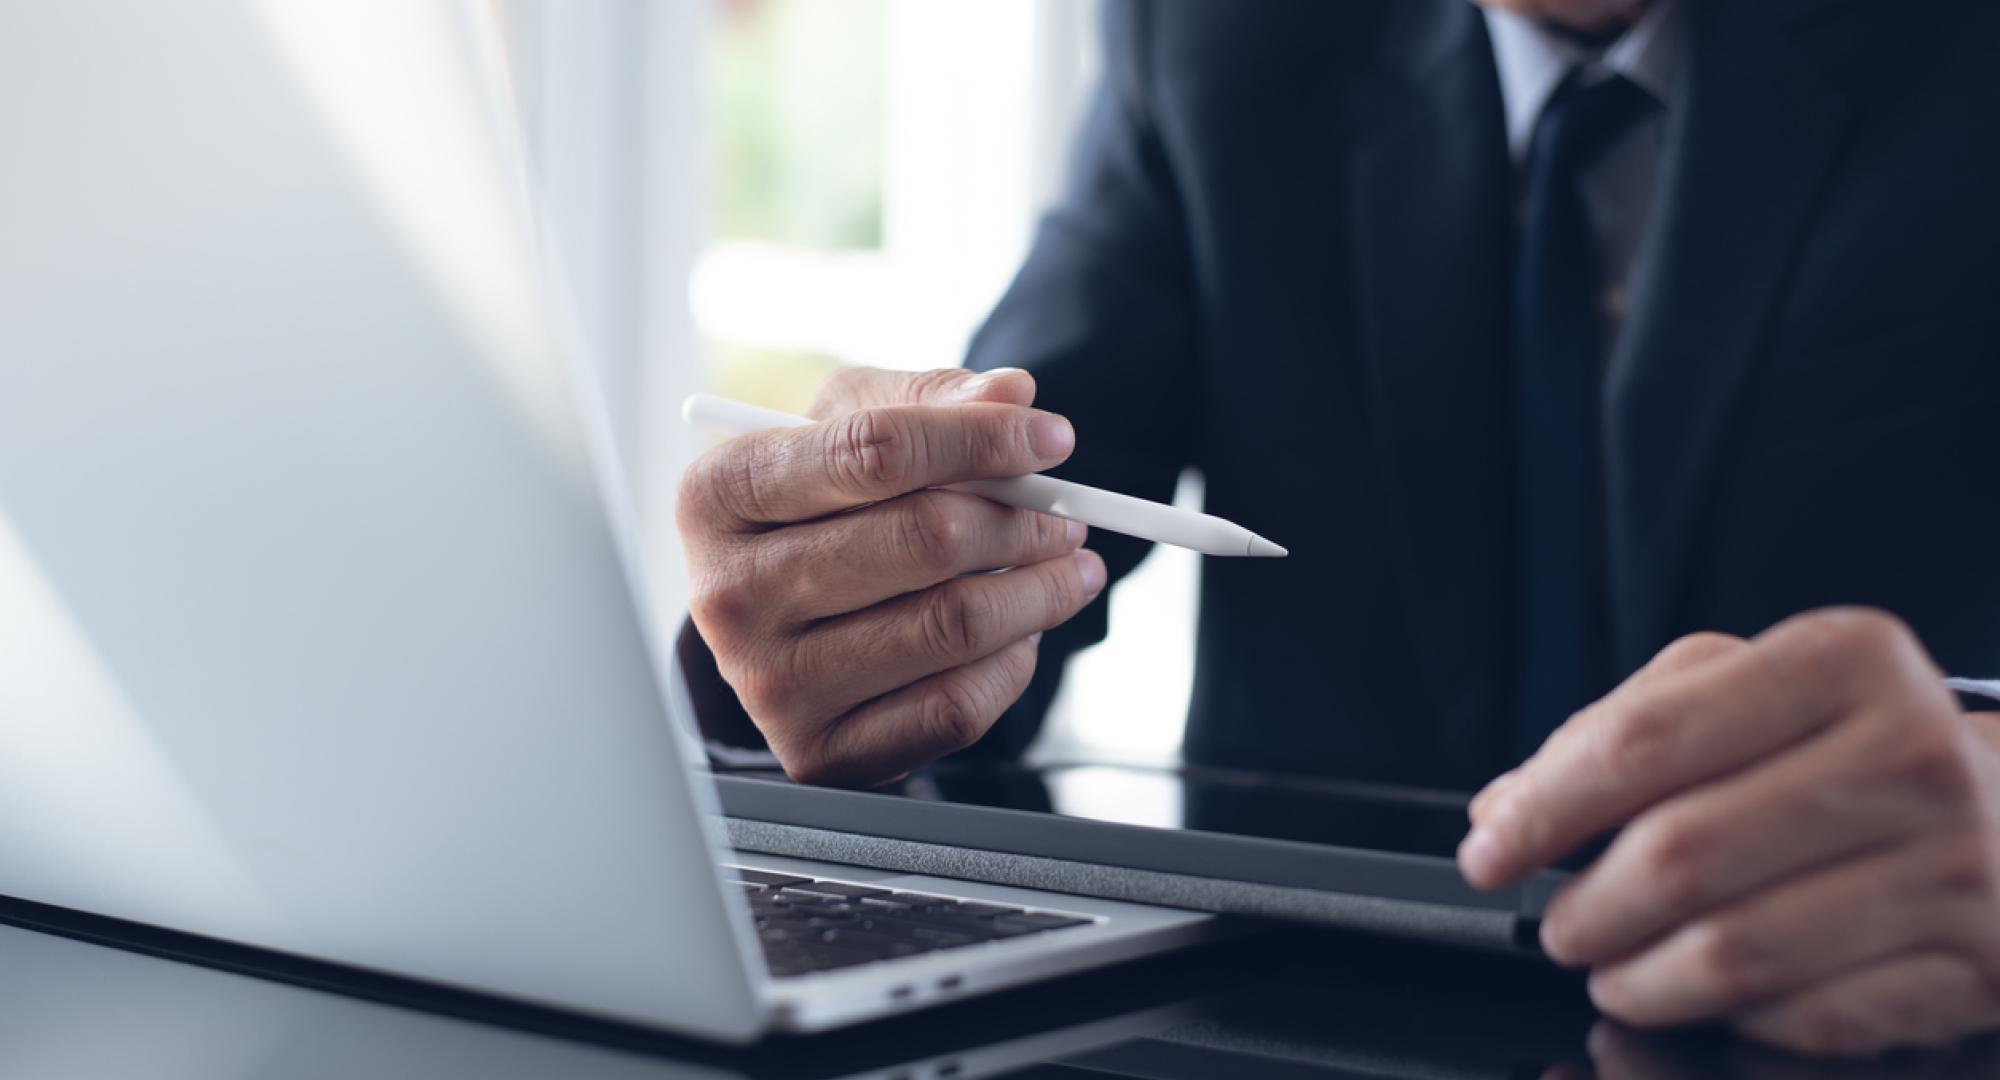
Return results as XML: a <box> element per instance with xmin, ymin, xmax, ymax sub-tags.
<box><xmin>1248</xmin><ymin>536</ymin><xmax>1288</xmax><ymax>559</ymax></box>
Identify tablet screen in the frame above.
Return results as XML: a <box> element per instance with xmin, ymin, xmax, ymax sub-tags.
<box><xmin>718</xmin><ymin>760</ymin><xmax>1479</xmax><ymax>862</ymax></box>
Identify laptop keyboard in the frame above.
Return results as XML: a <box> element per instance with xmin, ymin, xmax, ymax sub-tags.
<box><xmin>726</xmin><ymin>866</ymin><xmax>1096</xmax><ymax>979</ymax></box>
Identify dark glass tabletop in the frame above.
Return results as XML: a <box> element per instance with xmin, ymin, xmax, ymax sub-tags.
<box><xmin>4</xmin><ymin>910</ymin><xmax>1996</xmax><ymax>1079</ymax></box>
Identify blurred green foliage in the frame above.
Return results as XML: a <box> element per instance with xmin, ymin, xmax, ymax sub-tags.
<box><xmin>707</xmin><ymin>341</ymin><xmax>843</xmax><ymax>415</ymax></box>
<box><xmin>708</xmin><ymin>0</ymin><xmax>886</xmax><ymax>250</ymax></box>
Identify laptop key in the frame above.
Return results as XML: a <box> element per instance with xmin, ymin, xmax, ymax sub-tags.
<box><xmin>885</xmin><ymin>892</ymin><xmax>956</xmax><ymax>910</ymax></box>
<box><xmin>751</xmin><ymin>883</ymin><xmax>1098</xmax><ymax>977</ymax></box>
<box><xmin>821</xmin><ymin>928</ymin><xmax>932</xmax><ymax>957</ymax></box>
<box><xmin>794</xmin><ymin>942</ymin><xmax>880</xmax><ymax>971</ymax></box>
<box><xmin>946</xmin><ymin>901</ymin><xmax>1023</xmax><ymax>918</ymax></box>
<box><xmin>895</xmin><ymin>912</ymin><xmax>1015</xmax><ymax>938</ymax></box>
<box><xmin>786</xmin><ymin>900</ymin><xmax>861</xmax><ymax>918</ymax></box>
<box><xmin>768</xmin><ymin>892</ymin><xmax>848</xmax><ymax>908</ymax></box>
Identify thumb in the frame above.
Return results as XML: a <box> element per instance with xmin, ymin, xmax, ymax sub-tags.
<box><xmin>806</xmin><ymin>366</ymin><xmax>1036</xmax><ymax>420</ymax></box>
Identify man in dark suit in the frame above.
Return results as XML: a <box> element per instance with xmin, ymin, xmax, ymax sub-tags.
<box><xmin>675</xmin><ymin>0</ymin><xmax>2000</xmax><ymax>1055</ymax></box>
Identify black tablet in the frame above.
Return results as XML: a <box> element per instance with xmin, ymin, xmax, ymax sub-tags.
<box><xmin>711</xmin><ymin>760</ymin><xmax>1576</xmax><ymax>952</ymax></box>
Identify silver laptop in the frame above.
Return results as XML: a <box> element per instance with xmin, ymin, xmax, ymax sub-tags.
<box><xmin>0</xmin><ymin>0</ymin><xmax>1212</xmax><ymax>1042</ymax></box>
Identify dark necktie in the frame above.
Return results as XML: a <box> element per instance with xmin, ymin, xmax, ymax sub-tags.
<box><xmin>1512</xmin><ymin>73</ymin><xmax>1650</xmax><ymax>759</ymax></box>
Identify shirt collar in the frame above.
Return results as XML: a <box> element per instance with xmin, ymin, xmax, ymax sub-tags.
<box><xmin>1482</xmin><ymin>0</ymin><xmax>1689</xmax><ymax>160</ymax></box>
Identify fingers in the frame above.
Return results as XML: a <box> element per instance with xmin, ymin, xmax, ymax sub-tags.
<box><xmin>807</xmin><ymin>366</ymin><xmax>1036</xmax><ymax>418</ymax></box>
<box><xmin>1733</xmin><ymin>952</ymin><xmax>1998</xmax><ymax>1058</ymax></box>
<box><xmin>795</xmin><ymin>635</ymin><xmax>1045</xmax><ymax>788</ymax></box>
<box><xmin>1469</xmin><ymin>633</ymin><xmax>1744</xmax><ymax>821</ymax></box>
<box><xmin>1585</xmin><ymin>831</ymin><xmax>1992</xmax><ymax>1029</ymax></box>
<box><xmin>1541</xmin><ymin>699</ymin><xmax>1975</xmax><ymax>965</ymax></box>
<box><xmin>676</xmin><ymin>366</ymin><xmax>1085</xmax><ymax>786</ymax></box>
<box><xmin>679</xmin><ymin>401</ymin><xmax>1076</xmax><ymax>530</ymax></box>
<box><xmin>761</xmin><ymin>549</ymin><xmax>1105</xmax><ymax>726</ymax></box>
<box><xmin>746</xmin><ymin>490</ymin><xmax>1088</xmax><ymax>622</ymax></box>
<box><xmin>1460</xmin><ymin>610</ymin><xmax>1941</xmax><ymax>890</ymax></box>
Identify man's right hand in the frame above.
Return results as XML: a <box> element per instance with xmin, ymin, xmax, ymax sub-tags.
<box><xmin>675</xmin><ymin>367</ymin><xmax>1106</xmax><ymax>788</ymax></box>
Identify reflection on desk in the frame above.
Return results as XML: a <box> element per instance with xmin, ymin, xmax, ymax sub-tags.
<box><xmin>2</xmin><ymin>917</ymin><xmax>1997</xmax><ymax>1078</ymax></box>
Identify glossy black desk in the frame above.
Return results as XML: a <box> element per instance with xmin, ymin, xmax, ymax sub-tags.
<box><xmin>5</xmin><ymin>913</ymin><xmax>1997</xmax><ymax>1079</ymax></box>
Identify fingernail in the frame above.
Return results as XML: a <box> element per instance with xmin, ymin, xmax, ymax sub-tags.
<box><xmin>1029</xmin><ymin>413</ymin><xmax>1075</xmax><ymax>461</ymax></box>
<box><xmin>1457</xmin><ymin>826</ymin><xmax>1502</xmax><ymax>887</ymax></box>
<box><xmin>1064</xmin><ymin>519</ymin><xmax>1087</xmax><ymax>547</ymax></box>
<box><xmin>1027</xmin><ymin>631</ymin><xmax>1045</xmax><ymax>645</ymax></box>
<box><xmin>955</xmin><ymin>367</ymin><xmax>1026</xmax><ymax>402</ymax></box>
<box><xmin>1075</xmin><ymin>549</ymin><xmax>1107</xmax><ymax>595</ymax></box>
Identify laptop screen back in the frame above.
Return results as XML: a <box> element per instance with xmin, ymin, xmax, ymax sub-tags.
<box><xmin>0</xmin><ymin>0</ymin><xmax>763</xmax><ymax>1039</ymax></box>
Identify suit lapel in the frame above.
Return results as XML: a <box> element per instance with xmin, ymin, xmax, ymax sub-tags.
<box><xmin>1604</xmin><ymin>0</ymin><xmax>1864</xmax><ymax>670</ymax></box>
<box><xmin>1344</xmin><ymin>4</ymin><xmax>1516</xmax><ymax>780</ymax></box>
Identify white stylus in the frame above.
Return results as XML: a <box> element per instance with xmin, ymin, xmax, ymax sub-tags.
<box><xmin>682</xmin><ymin>394</ymin><xmax>1288</xmax><ymax>559</ymax></box>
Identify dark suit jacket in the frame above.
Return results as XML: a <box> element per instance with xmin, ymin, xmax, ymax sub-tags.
<box><xmin>947</xmin><ymin>0</ymin><xmax>2000</xmax><ymax>790</ymax></box>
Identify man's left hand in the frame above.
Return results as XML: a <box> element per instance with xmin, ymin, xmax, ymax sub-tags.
<box><xmin>1458</xmin><ymin>608</ymin><xmax>2000</xmax><ymax>1057</ymax></box>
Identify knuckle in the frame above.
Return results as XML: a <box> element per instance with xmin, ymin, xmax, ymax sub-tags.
<box><xmin>677</xmin><ymin>447</ymin><xmax>756</xmax><ymax>527</ymax></box>
<box><xmin>1927</xmin><ymin>830</ymin><xmax>2000</xmax><ymax>901</ymax></box>
<box><xmin>1688</xmin><ymin>920</ymin><xmax>1777</xmax><ymax>1007</ymax></box>
<box><xmin>1593</xmin><ymin>698</ymin><xmax>1681</xmax><ymax>785</ymax></box>
<box><xmin>777</xmin><ymin>743</ymin><xmax>837</xmax><ymax>787</ymax></box>
<box><xmin>732</xmin><ymin>676</ymin><xmax>784</xmax><ymax>736</ymax></box>
<box><xmin>908</xmin><ymin>367</ymin><xmax>970</xmax><ymax>402</ymax></box>
<box><xmin>831</xmin><ymin>408</ymin><xmax>918</xmax><ymax>492</ymax></box>
<box><xmin>1796</xmin><ymin>607</ymin><xmax>1918</xmax><ymax>671</ymax></box>
<box><xmin>1027</xmin><ymin>511</ymin><xmax>1071</xmax><ymax>556</ymax></box>
<box><xmin>695</xmin><ymin>440</ymin><xmax>773</xmax><ymax>524</ymax></box>
<box><xmin>1485</xmin><ymin>790</ymin><xmax>1551</xmax><ymax>856</ymax></box>
<box><xmin>726</xmin><ymin>654</ymin><xmax>792</xmax><ymax>722</ymax></box>
<box><xmin>1885</xmin><ymin>717</ymin><xmax>1981</xmax><ymax>813</ymax></box>
<box><xmin>1631</xmin><ymin>816</ymin><xmax>1713</xmax><ymax>910</ymax></box>
<box><xmin>919</xmin><ymin>678</ymin><xmax>989</xmax><ymax>753</ymax></box>
<box><xmin>901</xmin><ymin>495</ymin><xmax>969</xmax><ymax>573</ymax></box>
<box><xmin>920</xmin><ymin>583</ymin><xmax>1000</xmax><ymax>662</ymax></box>
<box><xmin>688</xmin><ymin>573</ymin><xmax>757</xmax><ymax>640</ymax></box>
<box><xmin>673</xmin><ymin>459</ymin><xmax>718</xmax><ymax>531</ymax></box>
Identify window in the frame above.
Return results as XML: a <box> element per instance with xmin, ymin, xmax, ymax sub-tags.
<box><xmin>694</xmin><ymin>0</ymin><xmax>1098</xmax><ymax>399</ymax></box>
<box><xmin>503</xmin><ymin>0</ymin><xmax>1192</xmax><ymax>766</ymax></box>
